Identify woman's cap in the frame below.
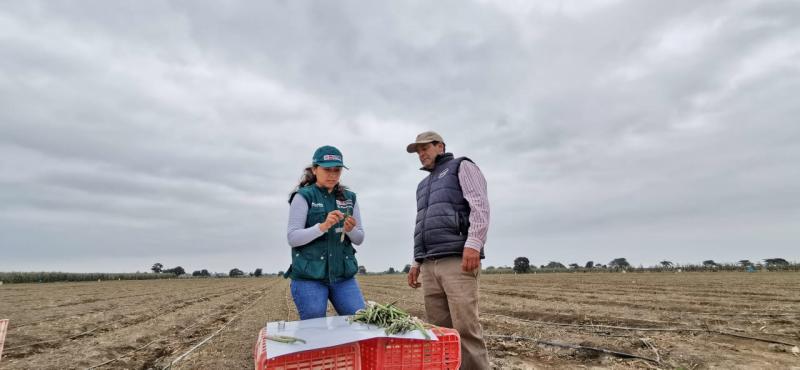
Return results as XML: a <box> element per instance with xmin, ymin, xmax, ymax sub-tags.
<box><xmin>313</xmin><ymin>145</ymin><xmax>348</xmax><ymax>169</ymax></box>
<box><xmin>406</xmin><ymin>131</ymin><xmax>444</xmax><ymax>153</ymax></box>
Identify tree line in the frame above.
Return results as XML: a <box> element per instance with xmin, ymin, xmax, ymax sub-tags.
<box><xmin>288</xmin><ymin>258</ymin><xmax>798</xmax><ymax>276</ymax></box>
<box><xmin>150</xmin><ymin>263</ymin><xmax>267</xmax><ymax>278</ymax></box>
<box><xmin>0</xmin><ymin>271</ymin><xmax>172</xmax><ymax>284</ymax></box>
<box><xmin>3</xmin><ymin>258</ymin><xmax>795</xmax><ymax>284</ymax></box>
<box><xmin>505</xmin><ymin>257</ymin><xmax>795</xmax><ymax>274</ymax></box>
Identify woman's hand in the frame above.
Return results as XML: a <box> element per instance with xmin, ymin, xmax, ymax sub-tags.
<box><xmin>344</xmin><ymin>214</ymin><xmax>357</xmax><ymax>233</ymax></box>
<box><xmin>319</xmin><ymin>210</ymin><xmax>344</xmax><ymax>232</ymax></box>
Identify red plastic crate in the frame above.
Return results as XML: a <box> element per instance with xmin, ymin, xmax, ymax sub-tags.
<box><xmin>254</xmin><ymin>327</ymin><xmax>361</xmax><ymax>370</ymax></box>
<box><xmin>359</xmin><ymin>327</ymin><xmax>461</xmax><ymax>369</ymax></box>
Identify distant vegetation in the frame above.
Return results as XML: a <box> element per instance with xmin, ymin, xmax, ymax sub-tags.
<box><xmin>0</xmin><ymin>272</ymin><xmax>173</xmax><ymax>284</ymax></box>
<box><xmin>0</xmin><ymin>262</ymin><xmax>275</xmax><ymax>284</ymax></box>
<box><xmin>493</xmin><ymin>257</ymin><xmax>800</xmax><ymax>274</ymax></box>
<box><xmin>513</xmin><ymin>257</ymin><xmax>531</xmax><ymax>273</ymax></box>
<box><xmin>192</xmin><ymin>269</ymin><xmax>211</xmax><ymax>277</ymax></box>
<box><xmin>2</xmin><ymin>257</ymin><xmax>797</xmax><ymax>284</ymax></box>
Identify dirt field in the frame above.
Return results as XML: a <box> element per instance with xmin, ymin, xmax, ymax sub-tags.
<box><xmin>1</xmin><ymin>272</ymin><xmax>798</xmax><ymax>369</ymax></box>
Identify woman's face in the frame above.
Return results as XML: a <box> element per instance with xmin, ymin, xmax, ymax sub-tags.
<box><xmin>312</xmin><ymin>166</ymin><xmax>342</xmax><ymax>190</ymax></box>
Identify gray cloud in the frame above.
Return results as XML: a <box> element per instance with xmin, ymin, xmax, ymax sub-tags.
<box><xmin>1</xmin><ymin>0</ymin><xmax>798</xmax><ymax>273</ymax></box>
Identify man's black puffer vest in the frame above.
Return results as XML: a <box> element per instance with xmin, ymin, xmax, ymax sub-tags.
<box><xmin>413</xmin><ymin>153</ymin><xmax>484</xmax><ymax>263</ymax></box>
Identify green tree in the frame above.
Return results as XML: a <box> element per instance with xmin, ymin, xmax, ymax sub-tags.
<box><xmin>151</xmin><ymin>263</ymin><xmax>163</xmax><ymax>273</ymax></box>
<box><xmin>254</xmin><ymin>268</ymin><xmax>263</xmax><ymax>277</ymax></box>
<box><xmin>358</xmin><ymin>266</ymin><xmax>367</xmax><ymax>274</ymax></box>
<box><xmin>764</xmin><ymin>258</ymin><xmax>789</xmax><ymax>266</ymax></box>
<box><xmin>402</xmin><ymin>264</ymin><xmax>411</xmax><ymax>274</ymax></box>
<box><xmin>163</xmin><ymin>266</ymin><xmax>185</xmax><ymax>276</ymax></box>
<box><xmin>513</xmin><ymin>257</ymin><xmax>530</xmax><ymax>273</ymax></box>
<box><xmin>229</xmin><ymin>268</ymin><xmax>244</xmax><ymax>277</ymax></box>
<box><xmin>608</xmin><ymin>258</ymin><xmax>630</xmax><ymax>269</ymax></box>
<box><xmin>545</xmin><ymin>261</ymin><xmax>566</xmax><ymax>269</ymax></box>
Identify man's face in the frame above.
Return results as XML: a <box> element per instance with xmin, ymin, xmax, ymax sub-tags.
<box><xmin>416</xmin><ymin>142</ymin><xmax>444</xmax><ymax>169</ymax></box>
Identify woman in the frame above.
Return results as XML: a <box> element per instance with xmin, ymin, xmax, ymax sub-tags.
<box><xmin>284</xmin><ymin>145</ymin><xmax>366</xmax><ymax>320</ymax></box>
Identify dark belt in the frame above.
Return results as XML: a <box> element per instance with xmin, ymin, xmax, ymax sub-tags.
<box><xmin>423</xmin><ymin>254</ymin><xmax>460</xmax><ymax>262</ymax></box>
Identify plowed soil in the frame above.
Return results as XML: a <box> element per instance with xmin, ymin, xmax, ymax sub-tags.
<box><xmin>1</xmin><ymin>272</ymin><xmax>798</xmax><ymax>369</ymax></box>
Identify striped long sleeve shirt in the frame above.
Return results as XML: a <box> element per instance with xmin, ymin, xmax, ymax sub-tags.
<box><xmin>413</xmin><ymin>160</ymin><xmax>489</xmax><ymax>266</ymax></box>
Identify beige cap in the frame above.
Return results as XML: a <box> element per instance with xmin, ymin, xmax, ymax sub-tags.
<box><xmin>406</xmin><ymin>131</ymin><xmax>444</xmax><ymax>153</ymax></box>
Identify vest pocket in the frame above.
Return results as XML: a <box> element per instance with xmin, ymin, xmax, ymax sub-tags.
<box><xmin>343</xmin><ymin>249</ymin><xmax>358</xmax><ymax>278</ymax></box>
<box><xmin>293</xmin><ymin>250</ymin><xmax>327</xmax><ymax>280</ymax></box>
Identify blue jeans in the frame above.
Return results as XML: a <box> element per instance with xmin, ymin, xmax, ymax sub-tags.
<box><xmin>290</xmin><ymin>278</ymin><xmax>366</xmax><ymax>320</ymax></box>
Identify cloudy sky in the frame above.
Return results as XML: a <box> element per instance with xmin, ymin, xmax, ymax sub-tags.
<box><xmin>1</xmin><ymin>1</ymin><xmax>798</xmax><ymax>274</ymax></box>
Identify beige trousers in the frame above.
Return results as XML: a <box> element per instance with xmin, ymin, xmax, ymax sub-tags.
<box><xmin>420</xmin><ymin>256</ymin><xmax>489</xmax><ymax>370</ymax></box>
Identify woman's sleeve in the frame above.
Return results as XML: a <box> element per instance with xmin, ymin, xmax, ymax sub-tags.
<box><xmin>345</xmin><ymin>201</ymin><xmax>365</xmax><ymax>245</ymax></box>
<box><xmin>287</xmin><ymin>194</ymin><xmax>325</xmax><ymax>247</ymax></box>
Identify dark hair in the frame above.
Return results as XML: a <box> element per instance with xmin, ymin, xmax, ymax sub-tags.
<box><xmin>431</xmin><ymin>141</ymin><xmax>446</xmax><ymax>153</ymax></box>
<box><xmin>288</xmin><ymin>164</ymin><xmax>349</xmax><ymax>203</ymax></box>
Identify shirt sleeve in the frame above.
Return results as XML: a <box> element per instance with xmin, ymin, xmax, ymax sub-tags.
<box><xmin>287</xmin><ymin>194</ymin><xmax>325</xmax><ymax>247</ymax></box>
<box><xmin>458</xmin><ymin>160</ymin><xmax>490</xmax><ymax>251</ymax></box>
<box><xmin>345</xmin><ymin>201</ymin><xmax>365</xmax><ymax>245</ymax></box>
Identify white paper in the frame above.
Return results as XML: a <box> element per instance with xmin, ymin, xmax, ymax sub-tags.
<box><xmin>263</xmin><ymin>316</ymin><xmax>437</xmax><ymax>359</ymax></box>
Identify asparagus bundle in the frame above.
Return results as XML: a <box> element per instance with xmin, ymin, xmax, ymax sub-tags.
<box><xmin>348</xmin><ymin>301</ymin><xmax>431</xmax><ymax>339</ymax></box>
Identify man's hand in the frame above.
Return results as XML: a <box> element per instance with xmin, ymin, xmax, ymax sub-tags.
<box><xmin>462</xmin><ymin>248</ymin><xmax>480</xmax><ymax>272</ymax></box>
<box><xmin>407</xmin><ymin>266</ymin><xmax>422</xmax><ymax>289</ymax></box>
<box><xmin>343</xmin><ymin>214</ymin><xmax>357</xmax><ymax>233</ymax></box>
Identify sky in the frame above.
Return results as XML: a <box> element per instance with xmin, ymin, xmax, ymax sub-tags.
<box><xmin>1</xmin><ymin>1</ymin><xmax>798</xmax><ymax>274</ymax></box>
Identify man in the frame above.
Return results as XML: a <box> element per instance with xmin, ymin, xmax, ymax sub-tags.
<box><xmin>406</xmin><ymin>131</ymin><xmax>490</xmax><ymax>369</ymax></box>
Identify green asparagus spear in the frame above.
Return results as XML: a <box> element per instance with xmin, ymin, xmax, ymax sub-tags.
<box><xmin>265</xmin><ymin>335</ymin><xmax>307</xmax><ymax>344</ymax></box>
<box><xmin>340</xmin><ymin>207</ymin><xmax>351</xmax><ymax>242</ymax></box>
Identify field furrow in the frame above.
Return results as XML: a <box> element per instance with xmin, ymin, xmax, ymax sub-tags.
<box><xmin>1</xmin><ymin>273</ymin><xmax>798</xmax><ymax>369</ymax></box>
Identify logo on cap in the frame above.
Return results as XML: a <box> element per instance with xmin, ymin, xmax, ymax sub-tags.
<box><xmin>323</xmin><ymin>155</ymin><xmax>342</xmax><ymax>161</ymax></box>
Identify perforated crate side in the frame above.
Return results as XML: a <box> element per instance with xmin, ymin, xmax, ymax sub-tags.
<box><xmin>359</xmin><ymin>327</ymin><xmax>461</xmax><ymax>370</ymax></box>
<box><xmin>254</xmin><ymin>327</ymin><xmax>361</xmax><ymax>370</ymax></box>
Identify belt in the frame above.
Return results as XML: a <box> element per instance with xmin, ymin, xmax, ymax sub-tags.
<box><xmin>423</xmin><ymin>254</ymin><xmax>460</xmax><ymax>262</ymax></box>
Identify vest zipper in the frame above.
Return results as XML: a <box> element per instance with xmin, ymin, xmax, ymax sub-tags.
<box><xmin>325</xmin><ymin>190</ymin><xmax>334</xmax><ymax>285</ymax></box>
<box><xmin>420</xmin><ymin>170</ymin><xmax>435</xmax><ymax>248</ymax></box>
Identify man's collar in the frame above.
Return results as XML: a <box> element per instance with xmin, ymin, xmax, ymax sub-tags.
<box><xmin>420</xmin><ymin>152</ymin><xmax>454</xmax><ymax>172</ymax></box>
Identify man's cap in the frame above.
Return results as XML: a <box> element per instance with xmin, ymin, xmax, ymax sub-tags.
<box><xmin>312</xmin><ymin>145</ymin><xmax>348</xmax><ymax>169</ymax></box>
<box><xmin>406</xmin><ymin>131</ymin><xmax>444</xmax><ymax>153</ymax></box>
